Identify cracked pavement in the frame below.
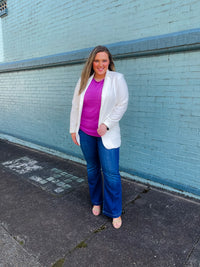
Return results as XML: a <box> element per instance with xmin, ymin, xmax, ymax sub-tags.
<box><xmin>0</xmin><ymin>140</ymin><xmax>200</xmax><ymax>267</ymax></box>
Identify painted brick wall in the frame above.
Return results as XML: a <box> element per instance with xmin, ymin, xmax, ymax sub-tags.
<box><xmin>0</xmin><ymin>20</ymin><xmax>3</xmax><ymax>61</ymax></box>
<box><xmin>0</xmin><ymin>0</ymin><xmax>200</xmax><ymax>62</ymax></box>
<box><xmin>0</xmin><ymin>64</ymin><xmax>82</xmax><ymax>156</ymax></box>
<box><xmin>0</xmin><ymin>50</ymin><xmax>200</xmax><ymax>195</ymax></box>
<box><xmin>0</xmin><ymin>0</ymin><xmax>200</xmax><ymax>197</ymax></box>
<box><xmin>116</xmin><ymin>52</ymin><xmax>200</xmax><ymax>192</ymax></box>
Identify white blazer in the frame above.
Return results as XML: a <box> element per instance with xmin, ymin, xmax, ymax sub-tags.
<box><xmin>70</xmin><ymin>70</ymin><xmax>129</xmax><ymax>149</ymax></box>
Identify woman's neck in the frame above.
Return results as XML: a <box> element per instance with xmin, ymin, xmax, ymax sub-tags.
<box><xmin>94</xmin><ymin>73</ymin><xmax>106</xmax><ymax>82</ymax></box>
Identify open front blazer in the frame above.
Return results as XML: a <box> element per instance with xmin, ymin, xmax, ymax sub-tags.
<box><xmin>70</xmin><ymin>70</ymin><xmax>129</xmax><ymax>149</ymax></box>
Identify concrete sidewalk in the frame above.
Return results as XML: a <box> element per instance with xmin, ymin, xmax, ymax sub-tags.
<box><xmin>0</xmin><ymin>139</ymin><xmax>200</xmax><ymax>267</ymax></box>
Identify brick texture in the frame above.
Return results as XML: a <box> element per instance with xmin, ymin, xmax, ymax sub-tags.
<box><xmin>0</xmin><ymin>0</ymin><xmax>200</xmax><ymax>196</ymax></box>
<box><xmin>115</xmin><ymin>52</ymin><xmax>200</xmax><ymax>190</ymax></box>
<box><xmin>0</xmin><ymin>0</ymin><xmax>200</xmax><ymax>62</ymax></box>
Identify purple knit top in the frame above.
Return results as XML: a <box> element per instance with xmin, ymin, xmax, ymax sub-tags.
<box><xmin>80</xmin><ymin>78</ymin><xmax>104</xmax><ymax>137</ymax></box>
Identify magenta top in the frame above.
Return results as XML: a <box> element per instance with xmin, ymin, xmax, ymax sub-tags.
<box><xmin>80</xmin><ymin>78</ymin><xmax>104</xmax><ymax>137</ymax></box>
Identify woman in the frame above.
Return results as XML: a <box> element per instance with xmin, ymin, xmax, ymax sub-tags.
<box><xmin>70</xmin><ymin>45</ymin><xmax>128</xmax><ymax>229</ymax></box>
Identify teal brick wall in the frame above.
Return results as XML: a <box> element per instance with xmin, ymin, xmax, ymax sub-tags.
<box><xmin>1</xmin><ymin>0</ymin><xmax>200</xmax><ymax>62</ymax></box>
<box><xmin>116</xmin><ymin>52</ymin><xmax>200</xmax><ymax>195</ymax></box>
<box><xmin>0</xmin><ymin>65</ymin><xmax>82</xmax><ymax>154</ymax></box>
<box><xmin>0</xmin><ymin>20</ymin><xmax>3</xmax><ymax>61</ymax></box>
<box><xmin>0</xmin><ymin>0</ymin><xmax>200</xmax><ymax>197</ymax></box>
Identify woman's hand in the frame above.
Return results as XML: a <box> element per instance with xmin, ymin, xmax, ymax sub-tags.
<box><xmin>97</xmin><ymin>123</ymin><xmax>108</xmax><ymax>136</ymax></box>
<box><xmin>71</xmin><ymin>133</ymin><xmax>79</xmax><ymax>146</ymax></box>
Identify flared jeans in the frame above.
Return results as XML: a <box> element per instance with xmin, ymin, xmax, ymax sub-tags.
<box><xmin>79</xmin><ymin>129</ymin><xmax>122</xmax><ymax>218</ymax></box>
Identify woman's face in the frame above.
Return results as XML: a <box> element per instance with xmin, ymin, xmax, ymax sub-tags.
<box><xmin>93</xmin><ymin>52</ymin><xmax>110</xmax><ymax>79</ymax></box>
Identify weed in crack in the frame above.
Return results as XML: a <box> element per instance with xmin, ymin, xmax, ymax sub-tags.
<box><xmin>94</xmin><ymin>225</ymin><xmax>106</xmax><ymax>234</ymax></box>
<box><xmin>142</xmin><ymin>187</ymin><xmax>150</xmax><ymax>194</ymax></box>
<box><xmin>13</xmin><ymin>236</ymin><xmax>24</xmax><ymax>246</ymax></box>
<box><xmin>76</xmin><ymin>241</ymin><xmax>88</xmax><ymax>248</ymax></box>
<box><xmin>51</xmin><ymin>258</ymin><xmax>65</xmax><ymax>267</ymax></box>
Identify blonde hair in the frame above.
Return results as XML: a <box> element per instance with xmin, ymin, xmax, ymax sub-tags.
<box><xmin>79</xmin><ymin>46</ymin><xmax>115</xmax><ymax>94</ymax></box>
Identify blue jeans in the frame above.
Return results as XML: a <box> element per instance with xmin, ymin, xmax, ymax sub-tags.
<box><xmin>79</xmin><ymin>129</ymin><xmax>122</xmax><ymax>218</ymax></box>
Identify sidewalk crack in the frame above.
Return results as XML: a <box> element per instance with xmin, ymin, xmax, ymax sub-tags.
<box><xmin>52</xmin><ymin>222</ymin><xmax>108</xmax><ymax>267</ymax></box>
<box><xmin>183</xmin><ymin>234</ymin><xmax>200</xmax><ymax>266</ymax></box>
<box><xmin>126</xmin><ymin>186</ymin><xmax>151</xmax><ymax>206</ymax></box>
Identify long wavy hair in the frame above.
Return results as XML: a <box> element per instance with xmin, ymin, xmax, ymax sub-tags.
<box><xmin>79</xmin><ymin>45</ymin><xmax>115</xmax><ymax>94</ymax></box>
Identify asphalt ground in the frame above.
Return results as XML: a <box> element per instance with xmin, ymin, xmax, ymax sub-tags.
<box><xmin>0</xmin><ymin>139</ymin><xmax>200</xmax><ymax>267</ymax></box>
